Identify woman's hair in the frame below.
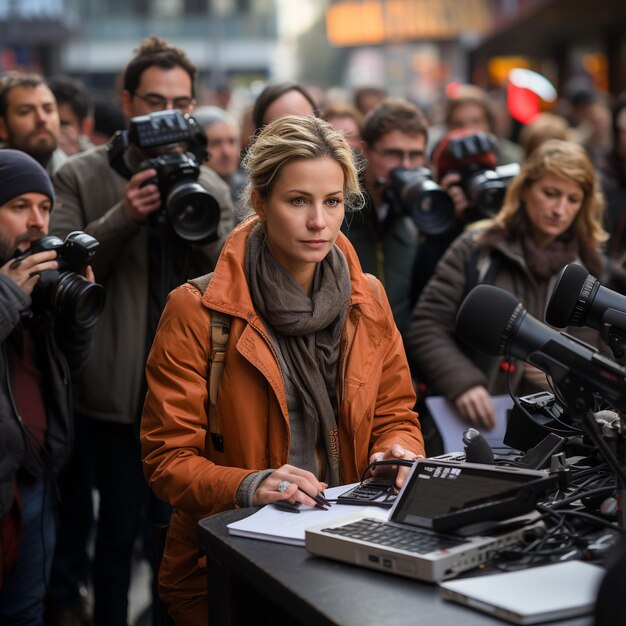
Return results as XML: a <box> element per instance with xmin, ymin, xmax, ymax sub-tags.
<box><xmin>518</xmin><ymin>113</ymin><xmax>571</xmax><ymax>158</ymax></box>
<box><xmin>239</xmin><ymin>115</ymin><xmax>365</xmax><ymax>219</ymax></box>
<box><xmin>251</xmin><ymin>81</ymin><xmax>318</xmax><ymax>131</ymax></box>
<box><xmin>491</xmin><ymin>139</ymin><xmax>607</xmax><ymax>250</ymax></box>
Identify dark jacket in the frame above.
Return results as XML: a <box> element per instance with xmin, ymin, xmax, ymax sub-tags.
<box><xmin>341</xmin><ymin>195</ymin><xmax>418</xmax><ymax>335</ymax></box>
<box><xmin>405</xmin><ymin>227</ymin><xmax>601</xmax><ymax>402</ymax></box>
<box><xmin>0</xmin><ymin>273</ymin><xmax>93</xmax><ymax>519</ymax></box>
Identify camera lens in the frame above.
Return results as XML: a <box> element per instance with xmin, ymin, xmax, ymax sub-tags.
<box><xmin>53</xmin><ymin>272</ymin><xmax>106</xmax><ymax>329</ymax></box>
<box><xmin>389</xmin><ymin>168</ymin><xmax>455</xmax><ymax>236</ymax></box>
<box><xmin>166</xmin><ymin>181</ymin><xmax>221</xmax><ymax>242</ymax></box>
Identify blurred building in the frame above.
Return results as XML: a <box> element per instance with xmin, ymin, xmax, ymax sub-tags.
<box><xmin>324</xmin><ymin>0</ymin><xmax>626</xmax><ymax>109</ymax></box>
<box><xmin>0</xmin><ymin>0</ymin><xmax>279</xmax><ymax>98</ymax></box>
<box><xmin>470</xmin><ymin>0</ymin><xmax>626</xmax><ymax>96</ymax></box>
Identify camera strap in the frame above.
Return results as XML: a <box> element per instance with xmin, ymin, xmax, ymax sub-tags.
<box><xmin>188</xmin><ymin>272</ymin><xmax>231</xmax><ymax>452</ymax></box>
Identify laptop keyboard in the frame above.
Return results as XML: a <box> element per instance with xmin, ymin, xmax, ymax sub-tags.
<box><xmin>322</xmin><ymin>518</ymin><xmax>466</xmax><ymax>554</ymax></box>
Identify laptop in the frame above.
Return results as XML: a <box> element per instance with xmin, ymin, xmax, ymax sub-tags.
<box><xmin>305</xmin><ymin>458</ymin><xmax>555</xmax><ymax>583</ymax></box>
<box><xmin>439</xmin><ymin>560</ymin><xmax>605</xmax><ymax>624</ymax></box>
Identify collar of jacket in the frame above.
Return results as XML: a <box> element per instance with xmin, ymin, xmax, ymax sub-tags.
<box><xmin>202</xmin><ymin>215</ymin><xmax>382</xmax><ymax>322</ymax></box>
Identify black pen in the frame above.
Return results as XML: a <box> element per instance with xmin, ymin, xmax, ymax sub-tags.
<box><xmin>312</xmin><ymin>492</ymin><xmax>331</xmax><ymax>509</ymax></box>
<box><xmin>273</xmin><ymin>500</ymin><xmax>300</xmax><ymax>513</ymax></box>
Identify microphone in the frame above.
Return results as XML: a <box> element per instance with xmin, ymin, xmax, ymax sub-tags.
<box><xmin>455</xmin><ymin>284</ymin><xmax>626</xmax><ymax>413</ymax></box>
<box><xmin>546</xmin><ymin>263</ymin><xmax>626</xmax><ymax>332</ymax></box>
<box><xmin>462</xmin><ymin>428</ymin><xmax>494</xmax><ymax>464</ymax></box>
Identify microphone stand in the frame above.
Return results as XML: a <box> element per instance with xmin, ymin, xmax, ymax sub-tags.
<box><xmin>556</xmin><ymin>375</ymin><xmax>626</xmax><ymax>530</ymax></box>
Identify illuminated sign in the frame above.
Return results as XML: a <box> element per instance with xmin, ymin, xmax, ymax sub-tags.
<box><xmin>326</xmin><ymin>0</ymin><xmax>492</xmax><ymax>46</ymax></box>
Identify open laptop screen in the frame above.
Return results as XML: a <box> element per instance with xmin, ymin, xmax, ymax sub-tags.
<box><xmin>391</xmin><ymin>459</ymin><xmax>556</xmax><ymax>532</ymax></box>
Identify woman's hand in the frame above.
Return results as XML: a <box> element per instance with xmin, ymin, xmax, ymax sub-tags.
<box><xmin>253</xmin><ymin>464</ymin><xmax>328</xmax><ymax>508</ymax></box>
<box><xmin>454</xmin><ymin>385</ymin><xmax>496</xmax><ymax>430</ymax></box>
<box><xmin>369</xmin><ymin>444</ymin><xmax>422</xmax><ymax>490</ymax></box>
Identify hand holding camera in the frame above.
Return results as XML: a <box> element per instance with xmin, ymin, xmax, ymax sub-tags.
<box><xmin>12</xmin><ymin>231</ymin><xmax>105</xmax><ymax>328</ymax></box>
<box><xmin>108</xmin><ymin>110</ymin><xmax>221</xmax><ymax>242</ymax></box>
<box><xmin>123</xmin><ymin>167</ymin><xmax>161</xmax><ymax>223</ymax></box>
<box><xmin>2</xmin><ymin>248</ymin><xmax>58</xmax><ymax>297</ymax></box>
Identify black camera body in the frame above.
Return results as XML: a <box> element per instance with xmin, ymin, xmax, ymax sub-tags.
<box><xmin>437</xmin><ymin>131</ymin><xmax>520</xmax><ymax>218</ymax></box>
<box><xmin>107</xmin><ymin>110</ymin><xmax>220</xmax><ymax>243</ymax></box>
<box><xmin>455</xmin><ymin>161</ymin><xmax>520</xmax><ymax>217</ymax></box>
<box><xmin>16</xmin><ymin>231</ymin><xmax>105</xmax><ymax>328</ymax></box>
<box><xmin>384</xmin><ymin>166</ymin><xmax>455</xmax><ymax>236</ymax></box>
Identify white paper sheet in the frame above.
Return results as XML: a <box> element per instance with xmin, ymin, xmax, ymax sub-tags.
<box><xmin>227</xmin><ymin>483</ymin><xmax>389</xmax><ymax>546</ymax></box>
<box><xmin>425</xmin><ymin>394</ymin><xmax>514</xmax><ymax>453</ymax></box>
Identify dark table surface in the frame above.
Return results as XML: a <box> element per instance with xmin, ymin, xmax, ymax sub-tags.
<box><xmin>198</xmin><ymin>508</ymin><xmax>595</xmax><ymax>626</ymax></box>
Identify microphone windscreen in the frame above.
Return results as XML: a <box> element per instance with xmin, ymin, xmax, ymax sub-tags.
<box><xmin>456</xmin><ymin>284</ymin><xmax>520</xmax><ymax>355</ymax></box>
<box><xmin>545</xmin><ymin>264</ymin><xmax>589</xmax><ymax>328</ymax></box>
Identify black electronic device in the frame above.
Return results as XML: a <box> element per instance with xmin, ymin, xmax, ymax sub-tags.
<box><xmin>518</xmin><ymin>433</ymin><xmax>567</xmax><ymax>470</ymax></box>
<box><xmin>337</xmin><ymin>478</ymin><xmax>398</xmax><ymax>507</ymax></box>
<box><xmin>462</xmin><ymin>428</ymin><xmax>495</xmax><ymax>464</ymax></box>
<box><xmin>383</xmin><ymin>166</ymin><xmax>455</xmax><ymax>235</ymax></box>
<box><xmin>106</xmin><ymin>109</ymin><xmax>220</xmax><ymax>243</ymax></box>
<box><xmin>438</xmin><ymin>131</ymin><xmax>520</xmax><ymax>217</ymax></box>
<box><xmin>14</xmin><ymin>231</ymin><xmax>105</xmax><ymax>328</ymax></box>
<box><xmin>546</xmin><ymin>263</ymin><xmax>626</xmax><ymax>362</ymax></box>
<box><xmin>392</xmin><ymin>459</ymin><xmax>556</xmax><ymax>532</ymax></box>
<box><xmin>456</xmin><ymin>284</ymin><xmax>626</xmax><ymax>414</ymax></box>
<box><xmin>504</xmin><ymin>391</ymin><xmax>578</xmax><ymax>452</ymax></box>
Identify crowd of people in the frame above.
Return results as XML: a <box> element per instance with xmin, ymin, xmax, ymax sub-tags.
<box><xmin>0</xmin><ymin>32</ymin><xmax>625</xmax><ymax>626</ymax></box>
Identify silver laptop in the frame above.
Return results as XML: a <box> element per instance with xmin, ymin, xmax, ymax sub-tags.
<box><xmin>305</xmin><ymin>458</ymin><xmax>554</xmax><ymax>583</ymax></box>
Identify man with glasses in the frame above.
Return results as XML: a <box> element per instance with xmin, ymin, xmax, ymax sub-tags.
<box><xmin>45</xmin><ymin>36</ymin><xmax>234</xmax><ymax>626</ymax></box>
<box><xmin>342</xmin><ymin>97</ymin><xmax>428</xmax><ymax>335</ymax></box>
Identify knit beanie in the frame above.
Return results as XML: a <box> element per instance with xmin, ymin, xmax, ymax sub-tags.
<box><xmin>0</xmin><ymin>149</ymin><xmax>55</xmax><ymax>209</ymax></box>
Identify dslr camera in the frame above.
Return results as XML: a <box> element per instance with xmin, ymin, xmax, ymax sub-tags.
<box><xmin>107</xmin><ymin>110</ymin><xmax>220</xmax><ymax>243</ymax></box>
<box><xmin>383</xmin><ymin>167</ymin><xmax>455</xmax><ymax>236</ymax></box>
<box><xmin>15</xmin><ymin>231</ymin><xmax>105</xmax><ymax>329</ymax></box>
<box><xmin>438</xmin><ymin>131</ymin><xmax>520</xmax><ymax>217</ymax></box>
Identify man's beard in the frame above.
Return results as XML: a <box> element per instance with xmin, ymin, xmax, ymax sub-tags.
<box><xmin>6</xmin><ymin>128</ymin><xmax>57</xmax><ymax>167</ymax></box>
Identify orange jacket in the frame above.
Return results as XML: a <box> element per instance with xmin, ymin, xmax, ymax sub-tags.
<box><xmin>141</xmin><ymin>216</ymin><xmax>423</xmax><ymax>620</ymax></box>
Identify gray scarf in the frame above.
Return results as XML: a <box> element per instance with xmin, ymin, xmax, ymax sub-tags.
<box><xmin>245</xmin><ymin>223</ymin><xmax>351</xmax><ymax>486</ymax></box>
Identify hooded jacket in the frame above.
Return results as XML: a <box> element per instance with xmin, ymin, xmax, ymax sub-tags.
<box><xmin>141</xmin><ymin>216</ymin><xmax>424</xmax><ymax>622</ymax></box>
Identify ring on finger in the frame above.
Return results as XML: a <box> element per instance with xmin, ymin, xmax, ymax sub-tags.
<box><xmin>277</xmin><ymin>480</ymin><xmax>291</xmax><ymax>493</ymax></box>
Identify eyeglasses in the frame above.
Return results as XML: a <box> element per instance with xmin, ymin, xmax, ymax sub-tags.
<box><xmin>371</xmin><ymin>147</ymin><xmax>425</xmax><ymax>165</ymax></box>
<box><xmin>133</xmin><ymin>92</ymin><xmax>195</xmax><ymax>112</ymax></box>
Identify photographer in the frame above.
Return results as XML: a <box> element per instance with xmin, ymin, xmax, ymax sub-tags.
<box><xmin>411</xmin><ymin>128</ymin><xmax>521</xmax><ymax>306</ymax></box>
<box><xmin>405</xmin><ymin>140</ymin><xmax>605</xmax><ymax>432</ymax></box>
<box><xmin>47</xmin><ymin>37</ymin><xmax>235</xmax><ymax>626</ymax></box>
<box><xmin>0</xmin><ymin>150</ymin><xmax>94</xmax><ymax>623</ymax></box>
<box><xmin>342</xmin><ymin>98</ymin><xmax>429</xmax><ymax>335</ymax></box>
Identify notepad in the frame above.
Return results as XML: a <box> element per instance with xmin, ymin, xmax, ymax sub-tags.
<box><xmin>227</xmin><ymin>483</ymin><xmax>387</xmax><ymax>546</ymax></box>
<box><xmin>439</xmin><ymin>560</ymin><xmax>605</xmax><ymax>624</ymax></box>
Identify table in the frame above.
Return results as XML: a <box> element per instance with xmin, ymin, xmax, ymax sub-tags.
<box><xmin>198</xmin><ymin>508</ymin><xmax>594</xmax><ymax>626</ymax></box>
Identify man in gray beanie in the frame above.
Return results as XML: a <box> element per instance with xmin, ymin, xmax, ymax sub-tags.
<box><xmin>0</xmin><ymin>149</ymin><xmax>95</xmax><ymax>624</ymax></box>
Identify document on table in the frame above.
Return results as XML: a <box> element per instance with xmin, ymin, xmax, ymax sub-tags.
<box><xmin>227</xmin><ymin>483</ymin><xmax>389</xmax><ymax>546</ymax></box>
<box><xmin>425</xmin><ymin>394</ymin><xmax>514</xmax><ymax>453</ymax></box>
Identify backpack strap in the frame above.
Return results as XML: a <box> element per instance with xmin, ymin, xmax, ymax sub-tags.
<box><xmin>187</xmin><ymin>272</ymin><xmax>230</xmax><ymax>452</ymax></box>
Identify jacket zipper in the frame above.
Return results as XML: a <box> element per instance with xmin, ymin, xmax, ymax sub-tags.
<box><xmin>3</xmin><ymin>342</ymin><xmax>24</xmax><ymax>426</ymax></box>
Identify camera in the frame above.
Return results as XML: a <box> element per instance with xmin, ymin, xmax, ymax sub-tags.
<box><xmin>384</xmin><ymin>167</ymin><xmax>455</xmax><ymax>236</ymax></box>
<box><xmin>456</xmin><ymin>162</ymin><xmax>520</xmax><ymax>217</ymax></box>
<box><xmin>107</xmin><ymin>110</ymin><xmax>220</xmax><ymax>243</ymax></box>
<box><xmin>16</xmin><ymin>231</ymin><xmax>105</xmax><ymax>329</ymax></box>
<box><xmin>435</xmin><ymin>130</ymin><xmax>520</xmax><ymax>218</ymax></box>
